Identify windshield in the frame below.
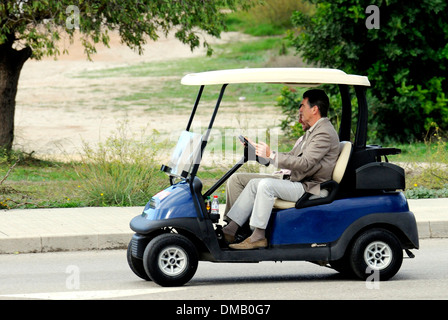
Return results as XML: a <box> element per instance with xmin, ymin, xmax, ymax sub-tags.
<box><xmin>164</xmin><ymin>130</ymin><xmax>203</xmax><ymax>179</ymax></box>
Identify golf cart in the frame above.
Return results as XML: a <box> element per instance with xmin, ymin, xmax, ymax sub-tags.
<box><xmin>127</xmin><ymin>68</ymin><xmax>419</xmax><ymax>287</ymax></box>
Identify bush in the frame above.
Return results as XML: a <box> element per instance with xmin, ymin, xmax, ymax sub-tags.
<box><xmin>289</xmin><ymin>0</ymin><xmax>448</xmax><ymax>142</ymax></box>
<box><xmin>276</xmin><ymin>87</ymin><xmax>305</xmax><ymax>140</ymax></box>
<box><xmin>405</xmin><ymin>186</ymin><xmax>448</xmax><ymax>199</ymax></box>
<box><xmin>405</xmin><ymin>124</ymin><xmax>448</xmax><ymax>195</ymax></box>
<box><xmin>75</xmin><ymin>123</ymin><xmax>169</xmax><ymax>206</ymax></box>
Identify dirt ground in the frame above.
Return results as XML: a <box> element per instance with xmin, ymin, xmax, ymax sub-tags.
<box><xmin>14</xmin><ymin>30</ymin><xmax>285</xmax><ymax>165</ymax></box>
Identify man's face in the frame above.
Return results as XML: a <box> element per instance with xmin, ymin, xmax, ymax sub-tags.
<box><xmin>299</xmin><ymin>97</ymin><xmax>314</xmax><ymax>129</ymax></box>
<box><xmin>298</xmin><ymin>113</ymin><xmax>310</xmax><ymax>131</ymax></box>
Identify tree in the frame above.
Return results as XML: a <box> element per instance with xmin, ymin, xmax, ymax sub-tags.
<box><xmin>289</xmin><ymin>0</ymin><xmax>448</xmax><ymax>142</ymax></box>
<box><xmin>0</xmin><ymin>0</ymin><xmax>253</xmax><ymax>151</ymax></box>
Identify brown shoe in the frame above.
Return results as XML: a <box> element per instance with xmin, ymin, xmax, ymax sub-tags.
<box><xmin>229</xmin><ymin>237</ymin><xmax>268</xmax><ymax>250</ymax></box>
<box><xmin>223</xmin><ymin>232</ymin><xmax>235</xmax><ymax>244</ymax></box>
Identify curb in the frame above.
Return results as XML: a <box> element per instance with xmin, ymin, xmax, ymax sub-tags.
<box><xmin>416</xmin><ymin>221</ymin><xmax>448</xmax><ymax>239</ymax></box>
<box><xmin>0</xmin><ymin>206</ymin><xmax>140</xmax><ymax>254</ymax></box>
<box><xmin>0</xmin><ymin>233</ymin><xmax>133</xmax><ymax>254</ymax></box>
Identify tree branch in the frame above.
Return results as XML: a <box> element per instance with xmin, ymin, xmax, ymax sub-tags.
<box><xmin>0</xmin><ymin>159</ymin><xmax>19</xmax><ymax>186</ymax></box>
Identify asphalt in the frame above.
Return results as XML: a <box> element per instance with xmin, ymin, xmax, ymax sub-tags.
<box><xmin>0</xmin><ymin>199</ymin><xmax>447</xmax><ymax>254</ymax></box>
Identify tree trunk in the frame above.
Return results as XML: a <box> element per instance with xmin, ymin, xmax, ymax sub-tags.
<box><xmin>0</xmin><ymin>37</ymin><xmax>32</xmax><ymax>151</ymax></box>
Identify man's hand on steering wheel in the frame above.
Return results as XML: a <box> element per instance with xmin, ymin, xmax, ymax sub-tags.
<box><xmin>255</xmin><ymin>141</ymin><xmax>271</xmax><ymax>159</ymax></box>
<box><xmin>246</xmin><ymin>137</ymin><xmax>270</xmax><ymax>166</ymax></box>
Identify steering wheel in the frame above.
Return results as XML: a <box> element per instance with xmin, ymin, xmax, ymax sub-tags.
<box><xmin>238</xmin><ymin>135</ymin><xmax>270</xmax><ymax>166</ymax></box>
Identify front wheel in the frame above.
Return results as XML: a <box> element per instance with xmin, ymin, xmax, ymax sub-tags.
<box><xmin>349</xmin><ymin>228</ymin><xmax>403</xmax><ymax>281</ymax></box>
<box><xmin>127</xmin><ymin>242</ymin><xmax>151</xmax><ymax>281</ymax></box>
<box><xmin>143</xmin><ymin>233</ymin><xmax>198</xmax><ymax>287</ymax></box>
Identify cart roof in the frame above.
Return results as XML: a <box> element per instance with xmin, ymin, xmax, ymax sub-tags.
<box><xmin>181</xmin><ymin>68</ymin><xmax>370</xmax><ymax>87</ymax></box>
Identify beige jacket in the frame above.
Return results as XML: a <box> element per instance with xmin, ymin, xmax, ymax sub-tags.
<box><xmin>272</xmin><ymin>117</ymin><xmax>340</xmax><ymax>195</ymax></box>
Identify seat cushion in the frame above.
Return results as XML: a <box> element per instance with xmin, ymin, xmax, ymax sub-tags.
<box><xmin>273</xmin><ymin>198</ymin><xmax>295</xmax><ymax>209</ymax></box>
<box><xmin>333</xmin><ymin>141</ymin><xmax>352</xmax><ymax>183</ymax></box>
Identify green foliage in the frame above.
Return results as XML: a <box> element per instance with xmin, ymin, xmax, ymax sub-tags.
<box><xmin>405</xmin><ymin>186</ymin><xmax>448</xmax><ymax>199</ymax></box>
<box><xmin>75</xmin><ymin>122</ymin><xmax>170</xmax><ymax>206</ymax></box>
<box><xmin>289</xmin><ymin>0</ymin><xmax>448</xmax><ymax>142</ymax></box>
<box><xmin>0</xmin><ymin>0</ymin><xmax>254</xmax><ymax>59</ymax></box>
<box><xmin>276</xmin><ymin>87</ymin><xmax>305</xmax><ymax>139</ymax></box>
<box><xmin>222</xmin><ymin>37</ymin><xmax>283</xmax><ymax>62</ymax></box>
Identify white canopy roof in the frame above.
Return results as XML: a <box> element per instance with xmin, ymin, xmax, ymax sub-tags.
<box><xmin>181</xmin><ymin>68</ymin><xmax>370</xmax><ymax>87</ymax></box>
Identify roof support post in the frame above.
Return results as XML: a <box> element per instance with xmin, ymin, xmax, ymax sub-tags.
<box><xmin>338</xmin><ymin>84</ymin><xmax>352</xmax><ymax>142</ymax></box>
<box><xmin>354</xmin><ymin>85</ymin><xmax>368</xmax><ymax>150</ymax></box>
<box><xmin>186</xmin><ymin>85</ymin><xmax>204</xmax><ymax>131</ymax></box>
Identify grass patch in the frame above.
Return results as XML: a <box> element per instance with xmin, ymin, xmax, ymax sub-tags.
<box><xmin>0</xmin><ymin>159</ymin><xmax>85</xmax><ymax>209</ymax></box>
<box><xmin>387</xmin><ymin>142</ymin><xmax>448</xmax><ymax>163</ymax></box>
<box><xmin>224</xmin><ymin>0</ymin><xmax>314</xmax><ymax>36</ymax></box>
<box><xmin>387</xmin><ymin>129</ymin><xmax>448</xmax><ymax>198</ymax></box>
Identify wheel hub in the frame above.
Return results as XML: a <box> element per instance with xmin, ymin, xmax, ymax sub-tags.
<box><xmin>158</xmin><ymin>246</ymin><xmax>188</xmax><ymax>277</ymax></box>
<box><xmin>364</xmin><ymin>241</ymin><xmax>392</xmax><ymax>270</ymax></box>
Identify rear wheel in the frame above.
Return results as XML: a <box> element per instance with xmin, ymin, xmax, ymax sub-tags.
<box><xmin>349</xmin><ymin>228</ymin><xmax>403</xmax><ymax>281</ymax></box>
<box><xmin>329</xmin><ymin>254</ymin><xmax>355</xmax><ymax>277</ymax></box>
<box><xmin>143</xmin><ymin>233</ymin><xmax>198</xmax><ymax>287</ymax></box>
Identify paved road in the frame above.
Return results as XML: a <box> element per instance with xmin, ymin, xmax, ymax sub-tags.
<box><xmin>0</xmin><ymin>238</ymin><xmax>447</xmax><ymax>300</ymax></box>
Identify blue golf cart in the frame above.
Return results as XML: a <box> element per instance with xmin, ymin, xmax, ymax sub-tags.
<box><xmin>127</xmin><ymin>68</ymin><xmax>419</xmax><ymax>287</ymax></box>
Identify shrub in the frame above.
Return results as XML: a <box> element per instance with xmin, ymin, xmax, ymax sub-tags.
<box><xmin>276</xmin><ymin>87</ymin><xmax>305</xmax><ymax>140</ymax></box>
<box><xmin>405</xmin><ymin>186</ymin><xmax>448</xmax><ymax>199</ymax></box>
<box><xmin>75</xmin><ymin>123</ymin><xmax>169</xmax><ymax>206</ymax></box>
<box><xmin>289</xmin><ymin>0</ymin><xmax>448</xmax><ymax>142</ymax></box>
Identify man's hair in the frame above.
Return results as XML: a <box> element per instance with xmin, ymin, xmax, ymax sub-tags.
<box><xmin>303</xmin><ymin>89</ymin><xmax>330</xmax><ymax>117</ymax></box>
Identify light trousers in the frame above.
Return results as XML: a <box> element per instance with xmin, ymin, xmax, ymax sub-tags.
<box><xmin>225</xmin><ymin>173</ymin><xmax>305</xmax><ymax>230</ymax></box>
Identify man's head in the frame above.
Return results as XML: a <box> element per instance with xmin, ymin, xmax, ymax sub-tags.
<box><xmin>299</xmin><ymin>89</ymin><xmax>329</xmax><ymax>127</ymax></box>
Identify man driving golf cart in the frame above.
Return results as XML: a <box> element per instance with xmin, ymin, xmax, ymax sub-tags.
<box><xmin>128</xmin><ymin>68</ymin><xmax>419</xmax><ymax>287</ymax></box>
<box><xmin>223</xmin><ymin>89</ymin><xmax>340</xmax><ymax>250</ymax></box>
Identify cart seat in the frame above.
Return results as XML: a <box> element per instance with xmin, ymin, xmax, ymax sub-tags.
<box><xmin>273</xmin><ymin>141</ymin><xmax>352</xmax><ymax>210</ymax></box>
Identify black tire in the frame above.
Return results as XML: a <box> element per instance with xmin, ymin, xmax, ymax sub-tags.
<box><xmin>349</xmin><ymin>228</ymin><xmax>403</xmax><ymax>281</ymax></box>
<box><xmin>329</xmin><ymin>254</ymin><xmax>355</xmax><ymax>278</ymax></box>
<box><xmin>127</xmin><ymin>242</ymin><xmax>151</xmax><ymax>281</ymax></box>
<box><xmin>143</xmin><ymin>233</ymin><xmax>198</xmax><ymax>287</ymax></box>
